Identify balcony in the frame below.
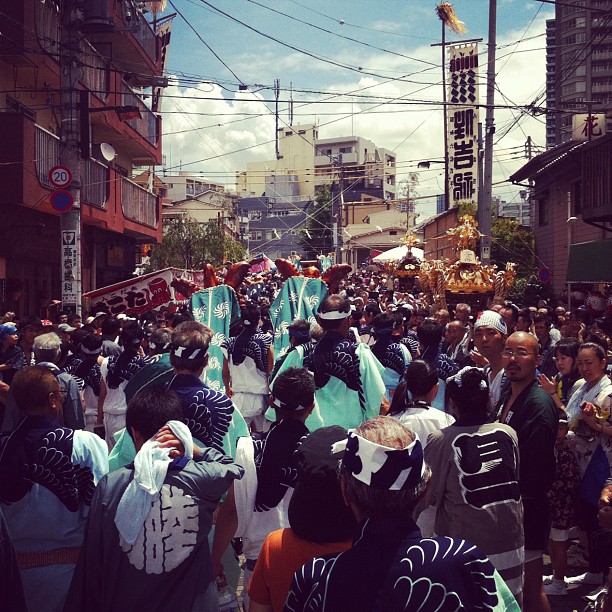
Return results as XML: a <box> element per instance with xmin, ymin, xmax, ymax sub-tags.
<box><xmin>121</xmin><ymin>177</ymin><xmax>159</xmax><ymax>229</ymax></box>
<box><xmin>35</xmin><ymin>125</ymin><xmax>60</xmax><ymax>188</ymax></box>
<box><xmin>80</xmin><ymin>39</ymin><xmax>110</xmax><ymax>101</ymax></box>
<box><xmin>82</xmin><ymin>159</ymin><xmax>109</xmax><ymax>209</ymax></box>
<box><xmin>127</xmin><ymin>4</ymin><xmax>158</xmax><ymax>61</ymax></box>
<box><xmin>35</xmin><ymin>0</ymin><xmax>60</xmax><ymax>57</ymax></box>
<box><xmin>121</xmin><ymin>81</ymin><xmax>159</xmax><ymax>147</ymax></box>
<box><xmin>80</xmin><ymin>0</ymin><xmax>159</xmax><ymax>84</ymax></box>
<box><xmin>34</xmin><ymin>125</ymin><xmax>108</xmax><ymax>209</ymax></box>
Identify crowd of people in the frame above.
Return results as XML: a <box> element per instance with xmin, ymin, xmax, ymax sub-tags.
<box><xmin>1</xmin><ymin>268</ymin><xmax>612</xmax><ymax>611</ymax></box>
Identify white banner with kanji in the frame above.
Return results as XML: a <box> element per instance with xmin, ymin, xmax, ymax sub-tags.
<box><xmin>447</xmin><ymin>42</ymin><xmax>479</xmax><ymax>209</ymax></box>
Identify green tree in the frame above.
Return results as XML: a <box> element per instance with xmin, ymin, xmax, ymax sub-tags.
<box><xmin>147</xmin><ymin>218</ymin><xmax>246</xmax><ymax>272</ymax></box>
<box><xmin>298</xmin><ymin>185</ymin><xmax>333</xmax><ymax>258</ymax></box>
<box><xmin>202</xmin><ymin>220</ymin><xmax>246</xmax><ymax>265</ymax></box>
<box><xmin>490</xmin><ymin>217</ymin><xmax>535</xmax><ymax>279</ymax></box>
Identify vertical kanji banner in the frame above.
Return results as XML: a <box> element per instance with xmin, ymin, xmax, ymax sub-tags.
<box><xmin>447</xmin><ymin>43</ymin><xmax>479</xmax><ymax>209</ymax></box>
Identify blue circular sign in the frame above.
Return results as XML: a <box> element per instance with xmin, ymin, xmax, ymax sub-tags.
<box><xmin>538</xmin><ymin>266</ymin><xmax>551</xmax><ymax>284</ymax></box>
<box><xmin>50</xmin><ymin>189</ymin><xmax>74</xmax><ymax>213</ymax></box>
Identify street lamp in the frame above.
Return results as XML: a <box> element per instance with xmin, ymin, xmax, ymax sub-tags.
<box><xmin>417</xmin><ymin>160</ymin><xmax>445</xmax><ymax>170</ymax></box>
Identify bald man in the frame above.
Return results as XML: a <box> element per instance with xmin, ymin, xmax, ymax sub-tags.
<box><xmin>445</xmin><ymin>320</ymin><xmax>469</xmax><ymax>365</ymax></box>
<box><xmin>497</xmin><ymin>332</ymin><xmax>557</xmax><ymax>612</ymax></box>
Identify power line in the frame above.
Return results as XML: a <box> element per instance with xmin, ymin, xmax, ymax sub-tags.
<box><xmin>167</xmin><ymin>0</ymin><xmax>244</xmax><ymax>84</ymax></box>
<box><xmin>241</xmin><ymin>0</ymin><xmax>439</xmax><ymax>67</ymax></box>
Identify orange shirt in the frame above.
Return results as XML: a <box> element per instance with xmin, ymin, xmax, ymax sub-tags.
<box><xmin>248</xmin><ymin>528</ymin><xmax>352</xmax><ymax>612</ymax></box>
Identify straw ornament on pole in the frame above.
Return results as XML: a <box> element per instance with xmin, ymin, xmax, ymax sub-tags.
<box><xmin>436</xmin><ymin>2</ymin><xmax>467</xmax><ymax>34</ymax></box>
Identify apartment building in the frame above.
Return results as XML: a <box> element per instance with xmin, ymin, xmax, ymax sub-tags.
<box><xmin>161</xmin><ymin>172</ymin><xmax>239</xmax><ymax>239</ymax></box>
<box><xmin>546</xmin><ymin>1</ymin><xmax>612</xmax><ymax>146</ymax></box>
<box><xmin>0</xmin><ymin>0</ymin><xmax>170</xmax><ymax>315</ymax></box>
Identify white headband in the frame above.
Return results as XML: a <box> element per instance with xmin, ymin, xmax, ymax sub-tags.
<box><xmin>334</xmin><ymin>431</ymin><xmax>426</xmax><ymax>491</ymax></box>
<box><xmin>318</xmin><ymin>309</ymin><xmax>351</xmax><ymax>321</ymax></box>
<box><xmin>270</xmin><ymin>395</ymin><xmax>309</xmax><ymax>412</ymax></box>
<box><xmin>171</xmin><ymin>345</ymin><xmax>206</xmax><ymax>360</ymax></box>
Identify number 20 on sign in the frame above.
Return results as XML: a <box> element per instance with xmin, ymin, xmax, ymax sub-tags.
<box><xmin>48</xmin><ymin>165</ymin><xmax>73</xmax><ymax>189</ymax></box>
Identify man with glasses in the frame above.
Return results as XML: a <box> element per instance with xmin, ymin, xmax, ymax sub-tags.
<box><xmin>497</xmin><ymin>331</ymin><xmax>558</xmax><ymax>612</ymax></box>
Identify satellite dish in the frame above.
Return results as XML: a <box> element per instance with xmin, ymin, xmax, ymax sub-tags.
<box><xmin>99</xmin><ymin>143</ymin><xmax>116</xmax><ymax>161</ymax></box>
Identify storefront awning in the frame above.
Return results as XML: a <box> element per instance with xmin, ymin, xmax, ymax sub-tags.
<box><xmin>567</xmin><ymin>240</ymin><xmax>612</xmax><ymax>283</ymax></box>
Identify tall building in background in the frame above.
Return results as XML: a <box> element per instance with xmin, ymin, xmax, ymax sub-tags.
<box><xmin>496</xmin><ymin>197</ymin><xmax>531</xmax><ymax>226</ymax></box>
<box><xmin>546</xmin><ymin>1</ymin><xmax>612</xmax><ymax>146</ymax></box>
<box><xmin>237</xmin><ymin>127</ymin><xmax>397</xmax><ymax>203</ymax></box>
<box><xmin>546</xmin><ymin>19</ymin><xmax>558</xmax><ymax>149</ymax></box>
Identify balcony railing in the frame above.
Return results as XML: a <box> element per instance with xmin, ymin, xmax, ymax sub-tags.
<box><xmin>80</xmin><ymin>39</ymin><xmax>110</xmax><ymax>100</ymax></box>
<box><xmin>122</xmin><ymin>1</ymin><xmax>158</xmax><ymax>61</ymax></box>
<box><xmin>82</xmin><ymin>158</ymin><xmax>109</xmax><ymax>209</ymax></box>
<box><xmin>36</xmin><ymin>125</ymin><xmax>109</xmax><ymax>209</ymax></box>
<box><xmin>35</xmin><ymin>125</ymin><xmax>60</xmax><ymax>188</ymax></box>
<box><xmin>121</xmin><ymin>81</ymin><xmax>159</xmax><ymax>146</ymax></box>
<box><xmin>35</xmin><ymin>0</ymin><xmax>60</xmax><ymax>55</ymax></box>
<box><xmin>122</xmin><ymin>177</ymin><xmax>159</xmax><ymax>228</ymax></box>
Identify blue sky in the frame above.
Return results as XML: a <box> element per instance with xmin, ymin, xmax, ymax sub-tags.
<box><xmin>159</xmin><ymin>0</ymin><xmax>554</xmax><ymax>220</ymax></box>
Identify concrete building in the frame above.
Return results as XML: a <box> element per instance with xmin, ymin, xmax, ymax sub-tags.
<box><xmin>314</xmin><ymin>136</ymin><xmax>397</xmax><ymax>202</ymax></box>
<box><xmin>237</xmin><ymin>125</ymin><xmax>397</xmax><ymax>203</ymax></box>
<box><xmin>237</xmin><ymin>127</ymin><xmax>399</xmax><ymax>262</ymax></box>
<box><xmin>160</xmin><ymin>172</ymin><xmax>238</xmax><ymax>239</ymax></box>
<box><xmin>546</xmin><ymin>1</ymin><xmax>612</xmax><ymax>147</ymax></box>
<box><xmin>237</xmin><ymin>124</ymin><xmax>319</xmax><ymax>200</ymax></box>
<box><xmin>495</xmin><ymin>196</ymin><xmax>531</xmax><ymax>226</ymax></box>
<box><xmin>0</xmin><ymin>0</ymin><xmax>171</xmax><ymax>316</ymax></box>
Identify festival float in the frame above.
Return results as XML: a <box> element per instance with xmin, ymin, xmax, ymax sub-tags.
<box><xmin>371</xmin><ymin>231</ymin><xmax>424</xmax><ymax>292</ymax></box>
<box><xmin>419</xmin><ymin>214</ymin><xmax>516</xmax><ymax>310</ymax></box>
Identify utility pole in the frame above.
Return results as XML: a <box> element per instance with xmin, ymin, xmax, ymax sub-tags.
<box><xmin>59</xmin><ymin>0</ymin><xmax>82</xmax><ymax>315</ymax></box>
<box><xmin>432</xmin><ymin>31</ymin><xmax>451</xmax><ymax>211</ymax></box>
<box><xmin>480</xmin><ymin>0</ymin><xmax>496</xmax><ymax>265</ymax></box>
<box><xmin>330</xmin><ymin>156</ymin><xmax>344</xmax><ymax>264</ymax></box>
<box><xmin>525</xmin><ymin>136</ymin><xmax>535</xmax><ymax>228</ymax></box>
<box><xmin>274</xmin><ymin>79</ymin><xmax>280</xmax><ymax>160</ymax></box>
<box><xmin>337</xmin><ymin>160</ymin><xmax>345</xmax><ymax>264</ymax></box>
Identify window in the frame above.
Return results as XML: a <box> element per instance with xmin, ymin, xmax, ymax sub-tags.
<box><xmin>339</xmin><ymin>146</ymin><xmax>353</xmax><ymax>154</ymax></box>
<box><xmin>562</xmin><ymin>33</ymin><xmax>586</xmax><ymax>45</ymax></box>
<box><xmin>253</xmin><ymin>231</ymin><xmax>262</xmax><ymax>241</ymax></box>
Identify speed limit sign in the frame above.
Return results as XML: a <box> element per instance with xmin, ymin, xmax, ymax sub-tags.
<box><xmin>48</xmin><ymin>165</ymin><xmax>73</xmax><ymax>188</ymax></box>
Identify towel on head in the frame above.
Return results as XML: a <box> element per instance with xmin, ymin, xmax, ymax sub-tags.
<box><xmin>115</xmin><ymin>420</ymin><xmax>194</xmax><ymax>545</ymax></box>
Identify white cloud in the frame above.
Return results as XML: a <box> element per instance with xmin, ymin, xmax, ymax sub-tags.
<box><xmin>160</xmin><ymin>9</ymin><xmax>552</xmax><ymax>221</ymax></box>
